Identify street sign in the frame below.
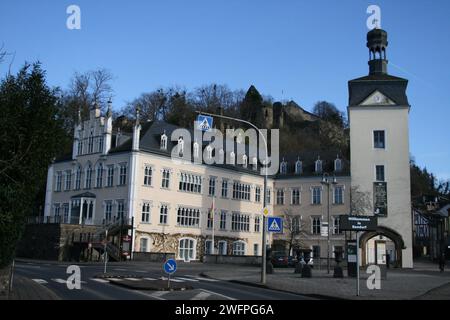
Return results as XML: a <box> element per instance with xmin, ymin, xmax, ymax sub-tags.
<box><xmin>196</xmin><ymin>115</ymin><xmax>213</xmax><ymax>132</ymax></box>
<box><xmin>340</xmin><ymin>215</ymin><xmax>378</xmax><ymax>232</ymax></box>
<box><xmin>262</xmin><ymin>207</ymin><xmax>270</xmax><ymax>216</ymax></box>
<box><xmin>267</xmin><ymin>217</ymin><xmax>283</xmax><ymax>233</ymax></box>
<box><xmin>163</xmin><ymin>259</ymin><xmax>177</xmax><ymax>275</ymax></box>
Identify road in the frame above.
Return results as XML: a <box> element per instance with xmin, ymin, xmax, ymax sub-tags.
<box><xmin>14</xmin><ymin>260</ymin><xmax>311</xmax><ymax>300</ymax></box>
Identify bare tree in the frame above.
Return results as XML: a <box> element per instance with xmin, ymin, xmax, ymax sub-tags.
<box><xmin>90</xmin><ymin>68</ymin><xmax>113</xmax><ymax>105</ymax></box>
<box><xmin>350</xmin><ymin>185</ymin><xmax>373</xmax><ymax>215</ymax></box>
<box><xmin>283</xmin><ymin>208</ymin><xmax>307</xmax><ymax>255</ymax></box>
<box><xmin>0</xmin><ymin>44</ymin><xmax>6</xmax><ymax>64</ymax></box>
<box><xmin>123</xmin><ymin>89</ymin><xmax>167</xmax><ymax>122</ymax></box>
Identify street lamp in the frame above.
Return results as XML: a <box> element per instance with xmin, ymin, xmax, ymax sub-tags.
<box><xmin>321</xmin><ymin>172</ymin><xmax>337</xmax><ymax>274</ymax></box>
<box><xmin>195</xmin><ymin>111</ymin><xmax>269</xmax><ymax>284</ymax></box>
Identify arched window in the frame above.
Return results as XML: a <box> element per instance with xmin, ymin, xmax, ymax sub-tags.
<box><xmin>334</xmin><ymin>158</ymin><xmax>342</xmax><ymax>172</ymax></box>
<box><xmin>75</xmin><ymin>166</ymin><xmax>82</xmax><ymax>190</ymax></box>
<box><xmin>232</xmin><ymin>241</ymin><xmax>246</xmax><ymax>256</ymax></box>
<box><xmin>280</xmin><ymin>159</ymin><xmax>287</xmax><ymax>174</ymax></box>
<box><xmin>88</xmin><ymin>131</ymin><xmax>94</xmax><ymax>153</ymax></box>
<box><xmin>85</xmin><ymin>164</ymin><xmax>92</xmax><ymax>189</ymax></box>
<box><xmin>218</xmin><ymin>149</ymin><xmax>224</xmax><ymax>164</ymax></box>
<box><xmin>160</xmin><ymin>132</ymin><xmax>168</xmax><ymax>150</ymax></box>
<box><xmin>177</xmin><ymin>137</ymin><xmax>184</xmax><ymax>156</ymax></box>
<box><xmin>295</xmin><ymin>159</ymin><xmax>303</xmax><ymax>175</ymax></box>
<box><xmin>315</xmin><ymin>158</ymin><xmax>323</xmax><ymax>173</ymax></box>
<box><xmin>193</xmin><ymin>141</ymin><xmax>199</xmax><ymax>158</ymax></box>
<box><xmin>229</xmin><ymin>151</ymin><xmax>235</xmax><ymax>165</ymax></box>
<box><xmin>252</xmin><ymin>156</ymin><xmax>258</xmax><ymax>170</ymax></box>
<box><xmin>242</xmin><ymin>155</ymin><xmax>248</xmax><ymax>168</ymax></box>
<box><xmin>206</xmin><ymin>145</ymin><xmax>213</xmax><ymax>160</ymax></box>
<box><xmin>96</xmin><ymin>163</ymin><xmax>103</xmax><ymax>188</ymax></box>
<box><xmin>140</xmin><ymin>238</ymin><xmax>149</xmax><ymax>252</ymax></box>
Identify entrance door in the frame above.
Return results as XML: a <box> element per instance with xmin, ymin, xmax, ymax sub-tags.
<box><xmin>375</xmin><ymin>241</ymin><xmax>386</xmax><ymax>265</ymax></box>
<box><xmin>179</xmin><ymin>238</ymin><xmax>195</xmax><ymax>262</ymax></box>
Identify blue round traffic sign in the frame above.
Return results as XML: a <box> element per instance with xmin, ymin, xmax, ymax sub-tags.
<box><xmin>163</xmin><ymin>259</ymin><xmax>177</xmax><ymax>274</ymax></box>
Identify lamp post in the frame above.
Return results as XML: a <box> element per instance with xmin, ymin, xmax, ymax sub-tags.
<box><xmin>321</xmin><ymin>173</ymin><xmax>337</xmax><ymax>274</ymax></box>
<box><xmin>195</xmin><ymin>111</ymin><xmax>269</xmax><ymax>284</ymax></box>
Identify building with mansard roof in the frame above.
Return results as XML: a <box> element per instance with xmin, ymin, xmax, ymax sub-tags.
<box><xmin>37</xmin><ymin>28</ymin><xmax>413</xmax><ymax>268</ymax></box>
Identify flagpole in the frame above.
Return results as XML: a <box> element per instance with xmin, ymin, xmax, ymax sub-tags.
<box><xmin>212</xmin><ymin>197</ymin><xmax>215</xmax><ymax>255</ymax></box>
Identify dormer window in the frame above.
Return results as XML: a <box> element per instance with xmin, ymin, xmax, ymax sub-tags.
<box><xmin>229</xmin><ymin>151</ymin><xmax>235</xmax><ymax>165</ymax></box>
<box><xmin>177</xmin><ymin>137</ymin><xmax>184</xmax><ymax>156</ymax></box>
<box><xmin>242</xmin><ymin>155</ymin><xmax>248</xmax><ymax>168</ymax></box>
<box><xmin>315</xmin><ymin>157</ymin><xmax>323</xmax><ymax>173</ymax></box>
<box><xmin>252</xmin><ymin>156</ymin><xmax>258</xmax><ymax>170</ymax></box>
<box><xmin>280</xmin><ymin>159</ymin><xmax>287</xmax><ymax>175</ymax></box>
<box><xmin>193</xmin><ymin>141</ymin><xmax>199</xmax><ymax>158</ymax></box>
<box><xmin>160</xmin><ymin>132</ymin><xmax>168</xmax><ymax>150</ymax></box>
<box><xmin>206</xmin><ymin>145</ymin><xmax>213</xmax><ymax>160</ymax></box>
<box><xmin>334</xmin><ymin>157</ymin><xmax>342</xmax><ymax>173</ymax></box>
<box><xmin>295</xmin><ymin>158</ymin><xmax>303</xmax><ymax>175</ymax></box>
<box><xmin>218</xmin><ymin>149</ymin><xmax>224</xmax><ymax>164</ymax></box>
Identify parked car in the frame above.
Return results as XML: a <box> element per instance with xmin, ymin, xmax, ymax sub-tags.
<box><xmin>271</xmin><ymin>252</ymin><xmax>297</xmax><ymax>268</ymax></box>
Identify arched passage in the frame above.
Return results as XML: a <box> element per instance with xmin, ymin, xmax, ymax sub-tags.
<box><xmin>359</xmin><ymin>226</ymin><xmax>405</xmax><ymax>267</ymax></box>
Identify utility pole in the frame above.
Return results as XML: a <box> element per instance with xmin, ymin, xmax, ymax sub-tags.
<box><xmin>195</xmin><ymin>111</ymin><xmax>269</xmax><ymax>284</ymax></box>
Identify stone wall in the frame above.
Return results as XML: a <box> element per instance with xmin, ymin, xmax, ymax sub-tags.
<box><xmin>132</xmin><ymin>252</ymin><xmax>175</xmax><ymax>262</ymax></box>
<box><xmin>203</xmin><ymin>254</ymin><xmax>262</xmax><ymax>266</ymax></box>
<box><xmin>16</xmin><ymin>224</ymin><xmax>101</xmax><ymax>261</ymax></box>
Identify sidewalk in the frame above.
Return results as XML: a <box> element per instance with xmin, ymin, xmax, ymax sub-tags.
<box><xmin>202</xmin><ymin>264</ymin><xmax>450</xmax><ymax>300</ymax></box>
<box><xmin>0</xmin><ymin>276</ymin><xmax>60</xmax><ymax>300</ymax></box>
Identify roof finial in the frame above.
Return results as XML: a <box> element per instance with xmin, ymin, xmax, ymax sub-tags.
<box><xmin>107</xmin><ymin>98</ymin><xmax>112</xmax><ymax>117</ymax></box>
<box><xmin>77</xmin><ymin>106</ymin><xmax>81</xmax><ymax>124</ymax></box>
<box><xmin>135</xmin><ymin>105</ymin><xmax>140</xmax><ymax>126</ymax></box>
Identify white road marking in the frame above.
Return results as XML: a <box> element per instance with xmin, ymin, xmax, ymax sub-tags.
<box><xmin>52</xmin><ymin>278</ymin><xmax>86</xmax><ymax>284</ymax></box>
<box><xmin>135</xmin><ymin>270</ymin><xmax>147</xmax><ymax>273</ymax></box>
<box><xmin>169</xmin><ymin>278</ymin><xmax>185</xmax><ymax>283</ymax></box>
<box><xmin>32</xmin><ymin>279</ymin><xmax>48</xmax><ymax>284</ymax></box>
<box><xmin>51</xmin><ymin>278</ymin><xmax>67</xmax><ymax>284</ymax></box>
<box><xmin>144</xmin><ymin>277</ymin><xmax>157</xmax><ymax>281</ymax></box>
<box><xmin>199</xmin><ymin>289</ymin><xmax>236</xmax><ymax>300</ymax></box>
<box><xmin>91</xmin><ymin>278</ymin><xmax>110</xmax><ymax>283</ymax></box>
<box><xmin>151</xmin><ymin>291</ymin><xmax>169</xmax><ymax>298</ymax></box>
<box><xmin>124</xmin><ymin>278</ymin><xmax>141</xmax><ymax>281</ymax></box>
<box><xmin>194</xmin><ymin>277</ymin><xmax>219</xmax><ymax>282</ymax></box>
<box><xmin>175</xmin><ymin>277</ymin><xmax>199</xmax><ymax>282</ymax></box>
<box><xmin>190</xmin><ymin>291</ymin><xmax>211</xmax><ymax>300</ymax></box>
<box><xmin>109</xmin><ymin>278</ymin><xmax>124</xmax><ymax>282</ymax></box>
<box><xmin>113</xmin><ymin>268</ymin><xmax>128</xmax><ymax>271</ymax></box>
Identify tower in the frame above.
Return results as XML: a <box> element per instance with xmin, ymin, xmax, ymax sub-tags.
<box><xmin>348</xmin><ymin>29</ymin><xmax>413</xmax><ymax>268</ymax></box>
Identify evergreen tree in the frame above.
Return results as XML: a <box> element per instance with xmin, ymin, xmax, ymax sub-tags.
<box><xmin>0</xmin><ymin>63</ymin><xmax>66</xmax><ymax>267</ymax></box>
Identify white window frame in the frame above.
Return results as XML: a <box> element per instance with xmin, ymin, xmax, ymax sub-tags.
<box><xmin>141</xmin><ymin>202</ymin><xmax>151</xmax><ymax>223</ymax></box>
<box><xmin>232</xmin><ymin>241</ymin><xmax>246</xmax><ymax>256</ymax></box>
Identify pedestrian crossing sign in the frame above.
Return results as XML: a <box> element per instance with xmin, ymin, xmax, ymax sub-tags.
<box><xmin>196</xmin><ymin>115</ymin><xmax>213</xmax><ymax>132</ymax></box>
<box><xmin>267</xmin><ymin>217</ymin><xmax>283</xmax><ymax>233</ymax></box>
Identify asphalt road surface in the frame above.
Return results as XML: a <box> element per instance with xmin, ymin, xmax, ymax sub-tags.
<box><xmin>14</xmin><ymin>261</ymin><xmax>311</xmax><ymax>300</ymax></box>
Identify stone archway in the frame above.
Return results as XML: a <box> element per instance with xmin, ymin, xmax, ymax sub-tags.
<box><xmin>359</xmin><ymin>226</ymin><xmax>405</xmax><ymax>268</ymax></box>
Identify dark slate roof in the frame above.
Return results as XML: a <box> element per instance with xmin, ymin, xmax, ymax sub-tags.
<box><xmin>275</xmin><ymin>150</ymin><xmax>350</xmax><ymax>180</ymax></box>
<box><xmin>59</xmin><ymin>120</ymin><xmax>350</xmax><ymax>178</ymax></box>
<box><xmin>71</xmin><ymin>192</ymin><xmax>96</xmax><ymax>198</ymax></box>
<box><xmin>348</xmin><ymin>73</ymin><xmax>409</xmax><ymax>106</ymax></box>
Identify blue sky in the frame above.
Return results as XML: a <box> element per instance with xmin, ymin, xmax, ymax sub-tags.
<box><xmin>1</xmin><ymin>0</ymin><xmax>449</xmax><ymax>180</ymax></box>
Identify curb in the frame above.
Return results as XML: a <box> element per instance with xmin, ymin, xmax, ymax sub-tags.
<box><xmin>201</xmin><ymin>272</ymin><xmax>347</xmax><ymax>300</ymax></box>
<box><xmin>109</xmin><ymin>279</ymin><xmax>193</xmax><ymax>291</ymax></box>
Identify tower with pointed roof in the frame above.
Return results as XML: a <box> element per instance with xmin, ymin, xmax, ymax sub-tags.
<box><xmin>348</xmin><ymin>28</ymin><xmax>413</xmax><ymax>268</ymax></box>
